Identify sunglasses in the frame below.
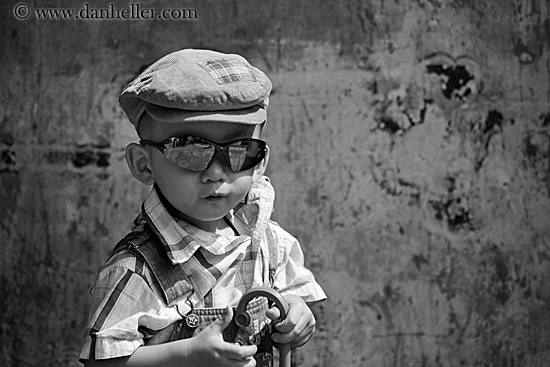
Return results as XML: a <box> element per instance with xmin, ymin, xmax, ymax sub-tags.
<box><xmin>140</xmin><ymin>136</ymin><xmax>267</xmax><ymax>172</ymax></box>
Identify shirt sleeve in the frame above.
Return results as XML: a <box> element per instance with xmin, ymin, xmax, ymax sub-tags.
<box><xmin>269</xmin><ymin>223</ymin><xmax>327</xmax><ymax>303</ymax></box>
<box><xmin>80</xmin><ymin>255</ymin><xmax>181</xmax><ymax>361</ymax></box>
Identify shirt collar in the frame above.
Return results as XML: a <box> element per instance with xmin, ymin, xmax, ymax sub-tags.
<box><xmin>137</xmin><ymin>176</ymin><xmax>275</xmax><ymax>265</ymax></box>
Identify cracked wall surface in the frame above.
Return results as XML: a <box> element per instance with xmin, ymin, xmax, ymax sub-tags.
<box><xmin>1</xmin><ymin>0</ymin><xmax>549</xmax><ymax>366</ymax></box>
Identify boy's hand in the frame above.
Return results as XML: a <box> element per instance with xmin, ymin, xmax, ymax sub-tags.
<box><xmin>266</xmin><ymin>294</ymin><xmax>316</xmax><ymax>349</ymax></box>
<box><xmin>187</xmin><ymin>306</ymin><xmax>257</xmax><ymax>367</ymax></box>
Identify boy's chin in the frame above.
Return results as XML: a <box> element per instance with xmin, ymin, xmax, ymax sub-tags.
<box><xmin>175</xmin><ymin>211</ymin><xmax>229</xmax><ymax>229</ymax></box>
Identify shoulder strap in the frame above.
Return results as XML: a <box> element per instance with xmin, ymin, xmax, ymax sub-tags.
<box><xmin>111</xmin><ymin>228</ymin><xmax>150</xmax><ymax>256</ymax></box>
<box><xmin>114</xmin><ymin>220</ymin><xmax>280</xmax><ymax>303</ymax></box>
<box><xmin>112</xmin><ymin>225</ymin><xmax>194</xmax><ymax>306</ymax></box>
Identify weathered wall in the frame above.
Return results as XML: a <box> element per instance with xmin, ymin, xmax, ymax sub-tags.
<box><xmin>1</xmin><ymin>0</ymin><xmax>549</xmax><ymax>366</ymax></box>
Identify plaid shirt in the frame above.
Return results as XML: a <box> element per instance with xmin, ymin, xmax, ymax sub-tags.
<box><xmin>80</xmin><ymin>176</ymin><xmax>326</xmax><ymax>360</ymax></box>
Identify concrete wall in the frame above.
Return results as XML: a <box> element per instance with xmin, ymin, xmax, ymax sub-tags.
<box><xmin>1</xmin><ymin>0</ymin><xmax>549</xmax><ymax>366</ymax></box>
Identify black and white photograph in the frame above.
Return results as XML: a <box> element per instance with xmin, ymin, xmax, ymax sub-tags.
<box><xmin>1</xmin><ymin>1</ymin><xmax>549</xmax><ymax>366</ymax></box>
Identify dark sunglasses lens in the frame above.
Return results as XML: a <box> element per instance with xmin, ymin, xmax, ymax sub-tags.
<box><xmin>162</xmin><ymin>137</ymin><xmax>265</xmax><ymax>172</ymax></box>
<box><xmin>165</xmin><ymin>139</ymin><xmax>215</xmax><ymax>171</ymax></box>
<box><xmin>227</xmin><ymin>140</ymin><xmax>265</xmax><ymax>172</ymax></box>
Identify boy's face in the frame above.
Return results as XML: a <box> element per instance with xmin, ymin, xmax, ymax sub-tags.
<box><xmin>137</xmin><ymin>114</ymin><xmax>267</xmax><ymax>232</ymax></box>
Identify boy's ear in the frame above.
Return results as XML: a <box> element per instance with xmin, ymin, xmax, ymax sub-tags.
<box><xmin>125</xmin><ymin>143</ymin><xmax>155</xmax><ymax>185</ymax></box>
<box><xmin>252</xmin><ymin>145</ymin><xmax>270</xmax><ymax>181</ymax></box>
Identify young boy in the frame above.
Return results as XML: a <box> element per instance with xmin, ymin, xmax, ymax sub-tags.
<box><xmin>80</xmin><ymin>49</ymin><xmax>326</xmax><ymax>367</ymax></box>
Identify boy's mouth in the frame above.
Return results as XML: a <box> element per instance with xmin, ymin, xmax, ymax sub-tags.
<box><xmin>204</xmin><ymin>193</ymin><xmax>227</xmax><ymax>201</ymax></box>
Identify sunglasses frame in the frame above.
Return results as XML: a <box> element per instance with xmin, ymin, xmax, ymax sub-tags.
<box><xmin>140</xmin><ymin>136</ymin><xmax>267</xmax><ymax>172</ymax></box>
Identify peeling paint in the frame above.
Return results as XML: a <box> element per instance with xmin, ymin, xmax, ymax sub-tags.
<box><xmin>513</xmin><ymin>39</ymin><xmax>536</xmax><ymax>64</ymax></box>
<box><xmin>429</xmin><ymin>197</ymin><xmax>473</xmax><ymax>231</ymax></box>
<box><xmin>1</xmin><ymin>149</ymin><xmax>16</xmax><ymax>171</ymax></box>
<box><xmin>44</xmin><ymin>149</ymin><xmax>111</xmax><ymax>168</ymax></box>
<box><xmin>0</xmin><ymin>171</ymin><xmax>20</xmax><ymax>219</ymax></box>
<box><xmin>426</xmin><ymin>64</ymin><xmax>475</xmax><ymax>100</ymax></box>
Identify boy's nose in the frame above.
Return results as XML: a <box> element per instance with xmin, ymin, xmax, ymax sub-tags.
<box><xmin>201</xmin><ymin>154</ymin><xmax>229</xmax><ymax>182</ymax></box>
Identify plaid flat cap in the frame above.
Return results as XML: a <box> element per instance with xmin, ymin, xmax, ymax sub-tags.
<box><xmin>119</xmin><ymin>49</ymin><xmax>272</xmax><ymax>127</ymax></box>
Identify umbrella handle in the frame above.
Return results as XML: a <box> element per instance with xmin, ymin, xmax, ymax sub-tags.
<box><xmin>235</xmin><ymin>286</ymin><xmax>291</xmax><ymax>367</ymax></box>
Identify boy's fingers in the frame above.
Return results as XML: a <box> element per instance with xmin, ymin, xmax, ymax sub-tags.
<box><xmin>212</xmin><ymin>307</ymin><xmax>258</xmax><ymax>359</ymax></box>
<box><xmin>211</xmin><ymin>306</ymin><xmax>234</xmax><ymax>333</ymax></box>
<box><xmin>227</xmin><ymin>355</ymin><xmax>257</xmax><ymax>367</ymax></box>
<box><xmin>271</xmin><ymin>306</ymin><xmax>305</xmax><ymax>333</ymax></box>
<box><xmin>228</xmin><ymin>357</ymin><xmax>257</xmax><ymax>367</ymax></box>
<box><xmin>271</xmin><ymin>313</ymin><xmax>316</xmax><ymax>346</ymax></box>
<box><xmin>271</xmin><ymin>326</ymin><xmax>315</xmax><ymax>348</ymax></box>
<box><xmin>272</xmin><ymin>327</ymin><xmax>313</xmax><ymax>348</ymax></box>
<box><xmin>266</xmin><ymin>306</ymin><xmax>281</xmax><ymax>321</ymax></box>
<box><xmin>225</xmin><ymin>343</ymin><xmax>258</xmax><ymax>360</ymax></box>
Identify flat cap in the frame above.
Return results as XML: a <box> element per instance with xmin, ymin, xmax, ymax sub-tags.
<box><xmin>119</xmin><ymin>49</ymin><xmax>272</xmax><ymax>127</ymax></box>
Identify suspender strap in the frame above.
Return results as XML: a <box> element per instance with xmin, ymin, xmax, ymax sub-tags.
<box><xmin>112</xmin><ymin>225</ymin><xmax>194</xmax><ymax>306</ymax></box>
<box><xmin>111</xmin><ymin>223</ymin><xmax>280</xmax><ymax>305</ymax></box>
<box><xmin>111</xmin><ymin>228</ymin><xmax>151</xmax><ymax>255</ymax></box>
